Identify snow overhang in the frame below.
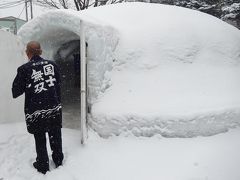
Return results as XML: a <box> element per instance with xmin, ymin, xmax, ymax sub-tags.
<box><xmin>18</xmin><ymin>10</ymin><xmax>101</xmax><ymax>59</ymax></box>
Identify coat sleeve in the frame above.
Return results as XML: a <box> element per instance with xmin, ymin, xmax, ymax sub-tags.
<box><xmin>12</xmin><ymin>66</ymin><xmax>26</xmax><ymax>98</ymax></box>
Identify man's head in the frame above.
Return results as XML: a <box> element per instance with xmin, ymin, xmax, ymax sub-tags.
<box><xmin>26</xmin><ymin>41</ymin><xmax>42</xmax><ymax>60</ymax></box>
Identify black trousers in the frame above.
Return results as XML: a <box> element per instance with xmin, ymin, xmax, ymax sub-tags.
<box><xmin>33</xmin><ymin>127</ymin><xmax>64</xmax><ymax>170</ymax></box>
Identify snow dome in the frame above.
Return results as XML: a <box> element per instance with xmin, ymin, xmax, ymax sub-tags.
<box><xmin>18</xmin><ymin>2</ymin><xmax>240</xmax><ymax>137</ymax></box>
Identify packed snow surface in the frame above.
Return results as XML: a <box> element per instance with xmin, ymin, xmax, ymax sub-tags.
<box><xmin>18</xmin><ymin>2</ymin><xmax>240</xmax><ymax>137</ymax></box>
<box><xmin>1</xmin><ymin>123</ymin><xmax>240</xmax><ymax>180</ymax></box>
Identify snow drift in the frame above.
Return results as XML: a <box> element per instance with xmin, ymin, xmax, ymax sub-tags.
<box><xmin>1</xmin><ymin>123</ymin><xmax>240</xmax><ymax>180</ymax></box>
<box><xmin>0</xmin><ymin>30</ymin><xmax>25</xmax><ymax>123</ymax></box>
<box><xmin>18</xmin><ymin>2</ymin><xmax>240</xmax><ymax>137</ymax></box>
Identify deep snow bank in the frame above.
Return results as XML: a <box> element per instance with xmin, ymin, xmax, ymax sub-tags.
<box><xmin>18</xmin><ymin>3</ymin><xmax>240</xmax><ymax>137</ymax></box>
<box><xmin>91</xmin><ymin>65</ymin><xmax>240</xmax><ymax>137</ymax></box>
<box><xmin>0</xmin><ymin>30</ymin><xmax>25</xmax><ymax>123</ymax></box>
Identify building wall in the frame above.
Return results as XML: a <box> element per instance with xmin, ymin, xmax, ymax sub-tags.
<box><xmin>0</xmin><ymin>17</ymin><xmax>26</xmax><ymax>34</ymax></box>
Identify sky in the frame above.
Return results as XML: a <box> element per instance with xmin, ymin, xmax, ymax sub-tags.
<box><xmin>0</xmin><ymin>1</ymin><xmax>49</xmax><ymax>21</ymax></box>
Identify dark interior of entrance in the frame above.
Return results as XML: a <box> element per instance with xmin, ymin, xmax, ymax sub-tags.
<box><xmin>54</xmin><ymin>40</ymin><xmax>81</xmax><ymax>129</ymax></box>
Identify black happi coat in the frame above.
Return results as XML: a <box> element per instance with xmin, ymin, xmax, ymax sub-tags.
<box><xmin>12</xmin><ymin>55</ymin><xmax>62</xmax><ymax>134</ymax></box>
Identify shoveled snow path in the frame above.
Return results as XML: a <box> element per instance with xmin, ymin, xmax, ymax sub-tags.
<box><xmin>0</xmin><ymin>122</ymin><xmax>240</xmax><ymax>180</ymax></box>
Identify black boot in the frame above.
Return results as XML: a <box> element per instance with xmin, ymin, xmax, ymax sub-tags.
<box><xmin>33</xmin><ymin>161</ymin><xmax>49</xmax><ymax>174</ymax></box>
<box><xmin>54</xmin><ymin>161</ymin><xmax>63</xmax><ymax>168</ymax></box>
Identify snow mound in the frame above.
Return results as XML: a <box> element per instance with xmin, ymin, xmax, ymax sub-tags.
<box><xmin>18</xmin><ymin>3</ymin><xmax>240</xmax><ymax>137</ymax></box>
<box><xmin>0</xmin><ymin>30</ymin><xmax>25</xmax><ymax>124</ymax></box>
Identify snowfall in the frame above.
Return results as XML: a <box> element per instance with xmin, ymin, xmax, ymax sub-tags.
<box><xmin>1</xmin><ymin>2</ymin><xmax>240</xmax><ymax>180</ymax></box>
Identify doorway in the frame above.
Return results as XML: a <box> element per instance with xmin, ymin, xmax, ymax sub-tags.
<box><xmin>54</xmin><ymin>40</ymin><xmax>81</xmax><ymax>129</ymax></box>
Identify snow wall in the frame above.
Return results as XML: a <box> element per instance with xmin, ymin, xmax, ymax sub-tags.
<box><xmin>18</xmin><ymin>2</ymin><xmax>240</xmax><ymax>137</ymax></box>
<box><xmin>0</xmin><ymin>30</ymin><xmax>25</xmax><ymax>124</ymax></box>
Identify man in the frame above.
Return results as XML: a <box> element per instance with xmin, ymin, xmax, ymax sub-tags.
<box><xmin>12</xmin><ymin>41</ymin><xmax>64</xmax><ymax>174</ymax></box>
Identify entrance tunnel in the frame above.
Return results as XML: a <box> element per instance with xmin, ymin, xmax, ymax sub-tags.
<box><xmin>54</xmin><ymin>40</ymin><xmax>81</xmax><ymax>129</ymax></box>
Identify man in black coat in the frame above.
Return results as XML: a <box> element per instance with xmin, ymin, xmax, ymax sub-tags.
<box><xmin>12</xmin><ymin>41</ymin><xmax>64</xmax><ymax>174</ymax></box>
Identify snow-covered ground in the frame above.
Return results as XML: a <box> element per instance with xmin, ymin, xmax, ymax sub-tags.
<box><xmin>1</xmin><ymin>122</ymin><xmax>240</xmax><ymax>180</ymax></box>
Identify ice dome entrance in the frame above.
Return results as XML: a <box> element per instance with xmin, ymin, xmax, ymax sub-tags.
<box><xmin>54</xmin><ymin>40</ymin><xmax>81</xmax><ymax>129</ymax></box>
<box><xmin>18</xmin><ymin>18</ymin><xmax>88</xmax><ymax>142</ymax></box>
<box><xmin>54</xmin><ymin>40</ymin><xmax>81</xmax><ymax>104</ymax></box>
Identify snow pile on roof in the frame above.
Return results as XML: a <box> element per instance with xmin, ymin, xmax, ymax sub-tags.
<box><xmin>0</xmin><ymin>30</ymin><xmax>25</xmax><ymax>124</ymax></box>
<box><xmin>18</xmin><ymin>3</ymin><xmax>240</xmax><ymax>137</ymax></box>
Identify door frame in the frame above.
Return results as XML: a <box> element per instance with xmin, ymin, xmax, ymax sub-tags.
<box><xmin>80</xmin><ymin>20</ymin><xmax>87</xmax><ymax>144</ymax></box>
